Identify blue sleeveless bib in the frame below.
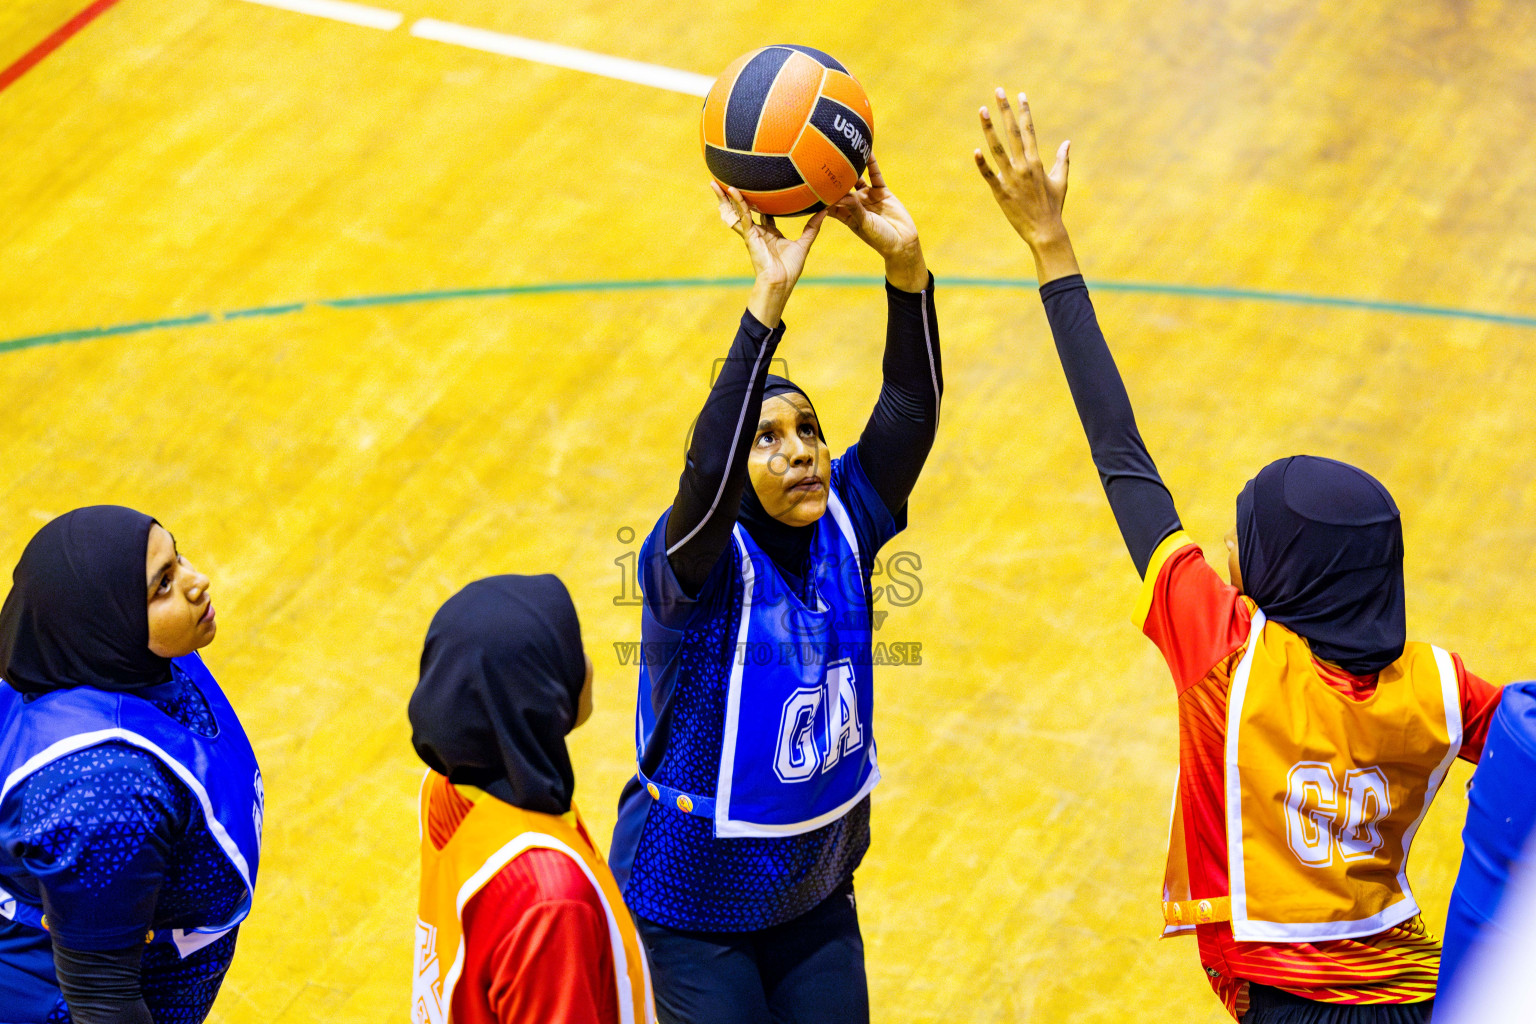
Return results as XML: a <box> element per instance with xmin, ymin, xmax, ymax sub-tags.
<box><xmin>1440</xmin><ymin>682</ymin><xmax>1535</xmax><ymax>1008</ymax></box>
<box><xmin>637</xmin><ymin>491</ymin><xmax>880</xmax><ymax>838</ymax></box>
<box><xmin>0</xmin><ymin>653</ymin><xmax>262</xmax><ymax>958</ymax></box>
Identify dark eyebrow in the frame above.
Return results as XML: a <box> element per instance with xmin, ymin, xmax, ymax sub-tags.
<box><xmin>147</xmin><ymin>558</ymin><xmax>176</xmax><ymax>594</ymax></box>
<box><xmin>756</xmin><ymin>419</ymin><xmax>774</xmax><ymax>434</ymax></box>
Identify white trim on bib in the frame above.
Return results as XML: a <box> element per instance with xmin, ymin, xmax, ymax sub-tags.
<box><xmin>1224</xmin><ymin>610</ymin><xmax>1460</xmax><ymax>941</ymax></box>
<box><xmin>436</xmin><ymin>828</ymin><xmax>653</xmax><ymax>1024</ymax></box>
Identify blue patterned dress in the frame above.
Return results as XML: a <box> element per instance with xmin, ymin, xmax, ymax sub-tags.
<box><xmin>0</xmin><ymin>663</ymin><xmax>250</xmax><ymax>1023</ymax></box>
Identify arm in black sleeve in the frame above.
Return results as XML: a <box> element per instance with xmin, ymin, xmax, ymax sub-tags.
<box><xmin>665</xmin><ymin>310</ymin><xmax>786</xmax><ymax>596</ymax></box>
<box><xmin>1039</xmin><ymin>275</ymin><xmax>1182</xmax><ymax>578</ymax></box>
<box><xmin>53</xmin><ymin>943</ymin><xmax>154</xmax><ymax>1024</ymax></box>
<box><xmin>855</xmin><ymin>275</ymin><xmax>943</xmax><ymax>514</ymax></box>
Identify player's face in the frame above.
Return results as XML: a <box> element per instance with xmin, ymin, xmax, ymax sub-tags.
<box><xmin>573</xmin><ymin>652</ymin><xmax>595</xmax><ymax>729</ymax></box>
<box><xmin>146</xmin><ymin>524</ymin><xmax>217</xmax><ymax>658</ymax></box>
<box><xmin>1225</xmin><ymin>527</ymin><xmax>1244</xmax><ymax>593</ymax></box>
<box><xmin>748</xmin><ymin>393</ymin><xmax>831</xmax><ymax>527</ymax></box>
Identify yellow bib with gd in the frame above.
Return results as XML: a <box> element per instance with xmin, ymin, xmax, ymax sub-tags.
<box><xmin>1223</xmin><ymin>610</ymin><xmax>1461</xmax><ymax>942</ymax></box>
<box><xmin>412</xmin><ymin>771</ymin><xmax>655</xmax><ymax>1024</ymax></box>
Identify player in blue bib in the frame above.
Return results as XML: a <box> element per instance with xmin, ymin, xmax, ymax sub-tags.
<box><xmin>609</xmin><ymin>161</ymin><xmax>941</xmax><ymax>1023</ymax></box>
<box><xmin>0</xmin><ymin>506</ymin><xmax>261</xmax><ymax>1023</ymax></box>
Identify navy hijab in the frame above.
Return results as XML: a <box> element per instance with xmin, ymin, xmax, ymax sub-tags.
<box><xmin>739</xmin><ymin>374</ymin><xmax>826</xmax><ymax>585</ymax></box>
<box><xmin>409</xmin><ymin>574</ymin><xmax>587</xmax><ymax>816</ymax></box>
<box><xmin>0</xmin><ymin>505</ymin><xmax>172</xmax><ymax>695</ymax></box>
<box><xmin>1236</xmin><ymin>456</ymin><xmax>1406</xmax><ymax>675</ymax></box>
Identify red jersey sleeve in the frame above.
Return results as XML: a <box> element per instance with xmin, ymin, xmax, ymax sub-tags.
<box><xmin>459</xmin><ymin>849</ymin><xmax>619</xmax><ymax>1024</ymax></box>
<box><xmin>1133</xmin><ymin>531</ymin><xmax>1252</xmax><ymax>696</ymax></box>
<box><xmin>1454</xmin><ymin>658</ymin><xmax>1503</xmax><ymax>763</ymax></box>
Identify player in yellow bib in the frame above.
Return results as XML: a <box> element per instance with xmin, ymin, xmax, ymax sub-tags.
<box><xmin>972</xmin><ymin>88</ymin><xmax>1504</xmax><ymax>1021</ymax></box>
<box><xmin>408</xmin><ymin>575</ymin><xmax>655</xmax><ymax>1024</ymax></box>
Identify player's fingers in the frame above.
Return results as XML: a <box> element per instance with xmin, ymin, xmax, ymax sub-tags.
<box><xmin>714</xmin><ymin>183</ymin><xmax>743</xmax><ymax>229</ymax></box>
<box><xmin>979</xmin><ymin>107</ymin><xmax>1012</xmax><ymax>172</ymax></box>
<box><xmin>1050</xmin><ymin>139</ymin><xmax>1071</xmax><ymax>190</ymax></box>
<box><xmin>840</xmin><ymin>191</ymin><xmax>868</xmax><ymax>227</ymax></box>
<box><xmin>866</xmin><ymin>155</ymin><xmax>887</xmax><ymax>192</ymax></box>
<box><xmin>993</xmin><ymin>88</ymin><xmax>1027</xmax><ymax>164</ymax></box>
<box><xmin>799</xmin><ymin>207</ymin><xmax>830</xmax><ymax>245</ymax></box>
<box><xmin>973</xmin><ymin>149</ymin><xmax>1005</xmax><ymax>195</ymax></box>
<box><xmin>726</xmin><ymin>186</ymin><xmax>753</xmax><ymax>232</ymax></box>
<box><xmin>1016</xmin><ymin>91</ymin><xmax>1040</xmax><ymax>166</ymax></box>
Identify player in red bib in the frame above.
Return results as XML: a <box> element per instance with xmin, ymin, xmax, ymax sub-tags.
<box><xmin>972</xmin><ymin>89</ymin><xmax>1503</xmax><ymax>1022</ymax></box>
<box><xmin>408</xmin><ymin>575</ymin><xmax>654</xmax><ymax>1024</ymax></box>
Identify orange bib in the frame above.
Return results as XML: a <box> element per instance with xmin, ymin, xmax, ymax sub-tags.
<box><xmin>412</xmin><ymin>772</ymin><xmax>655</xmax><ymax>1024</ymax></box>
<box><xmin>1201</xmin><ymin>610</ymin><xmax>1461</xmax><ymax>942</ymax></box>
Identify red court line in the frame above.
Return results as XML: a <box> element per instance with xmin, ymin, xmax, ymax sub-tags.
<box><xmin>0</xmin><ymin>0</ymin><xmax>125</xmax><ymax>94</ymax></box>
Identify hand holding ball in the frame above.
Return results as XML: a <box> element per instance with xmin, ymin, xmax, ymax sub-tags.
<box><xmin>701</xmin><ymin>45</ymin><xmax>873</xmax><ymax>216</ymax></box>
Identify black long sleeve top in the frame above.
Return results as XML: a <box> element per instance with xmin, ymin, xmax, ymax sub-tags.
<box><xmin>665</xmin><ymin>276</ymin><xmax>943</xmax><ymax>596</ymax></box>
<box><xmin>1039</xmin><ymin>275</ymin><xmax>1182</xmax><ymax>578</ymax></box>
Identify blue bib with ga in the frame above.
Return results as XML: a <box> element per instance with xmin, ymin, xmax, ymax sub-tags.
<box><xmin>637</xmin><ymin>491</ymin><xmax>880</xmax><ymax>838</ymax></box>
<box><xmin>0</xmin><ymin>652</ymin><xmax>262</xmax><ymax>958</ymax></box>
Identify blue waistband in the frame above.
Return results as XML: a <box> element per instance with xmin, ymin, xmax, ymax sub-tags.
<box><xmin>0</xmin><ymin>884</ymin><xmax>194</xmax><ymax>948</ymax></box>
<box><xmin>635</xmin><ymin>767</ymin><xmax>715</xmax><ymax>820</ymax></box>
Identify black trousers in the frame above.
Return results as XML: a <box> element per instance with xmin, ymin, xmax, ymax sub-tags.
<box><xmin>635</xmin><ymin>878</ymin><xmax>868</xmax><ymax>1024</ymax></box>
<box><xmin>1243</xmin><ymin>984</ymin><xmax>1433</xmax><ymax>1024</ymax></box>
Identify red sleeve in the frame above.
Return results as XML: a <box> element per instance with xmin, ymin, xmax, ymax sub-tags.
<box><xmin>459</xmin><ymin>849</ymin><xmax>619</xmax><ymax>1024</ymax></box>
<box><xmin>1133</xmin><ymin>532</ymin><xmax>1252</xmax><ymax>695</ymax></box>
<box><xmin>1455</xmin><ymin>659</ymin><xmax>1503</xmax><ymax>764</ymax></box>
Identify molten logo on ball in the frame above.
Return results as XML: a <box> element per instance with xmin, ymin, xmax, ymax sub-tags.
<box><xmin>832</xmin><ymin>115</ymin><xmax>871</xmax><ymax>164</ymax></box>
<box><xmin>701</xmin><ymin>44</ymin><xmax>874</xmax><ymax>216</ymax></box>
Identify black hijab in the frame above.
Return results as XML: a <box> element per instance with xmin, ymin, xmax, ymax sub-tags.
<box><xmin>409</xmin><ymin>574</ymin><xmax>587</xmax><ymax>815</ymax></box>
<box><xmin>739</xmin><ymin>375</ymin><xmax>825</xmax><ymax>587</ymax></box>
<box><xmin>0</xmin><ymin>506</ymin><xmax>172</xmax><ymax>695</ymax></box>
<box><xmin>1236</xmin><ymin>456</ymin><xmax>1406</xmax><ymax>675</ymax></box>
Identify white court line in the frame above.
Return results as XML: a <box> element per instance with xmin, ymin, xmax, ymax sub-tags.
<box><xmin>410</xmin><ymin>18</ymin><xmax>713</xmax><ymax>97</ymax></box>
<box><xmin>237</xmin><ymin>0</ymin><xmax>403</xmax><ymax>31</ymax></box>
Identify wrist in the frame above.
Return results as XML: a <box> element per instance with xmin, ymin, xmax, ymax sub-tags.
<box><xmin>884</xmin><ymin>243</ymin><xmax>928</xmax><ymax>293</ymax></box>
<box><xmin>1023</xmin><ymin>220</ymin><xmax>1070</xmax><ymax>251</ymax></box>
<box><xmin>1028</xmin><ymin>232</ymin><xmax>1080</xmax><ymax>285</ymax></box>
<box><xmin>747</xmin><ymin>277</ymin><xmax>792</xmax><ymax>328</ymax></box>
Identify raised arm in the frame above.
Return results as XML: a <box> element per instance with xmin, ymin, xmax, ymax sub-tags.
<box><xmin>974</xmin><ymin>89</ymin><xmax>1180</xmax><ymax>577</ymax></box>
<box><xmin>828</xmin><ymin>157</ymin><xmax>943</xmax><ymax>514</ymax></box>
<box><xmin>665</xmin><ymin>187</ymin><xmax>828</xmax><ymax>595</ymax></box>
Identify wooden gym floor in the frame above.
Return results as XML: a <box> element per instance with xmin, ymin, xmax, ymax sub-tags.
<box><xmin>3</xmin><ymin>1</ymin><xmax>1536</xmax><ymax>1020</ymax></box>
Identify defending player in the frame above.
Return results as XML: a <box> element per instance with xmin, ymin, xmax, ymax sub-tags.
<box><xmin>609</xmin><ymin>161</ymin><xmax>940</xmax><ymax>1023</ymax></box>
<box><xmin>410</xmin><ymin>574</ymin><xmax>654</xmax><ymax>1024</ymax></box>
<box><xmin>972</xmin><ymin>89</ymin><xmax>1503</xmax><ymax>1021</ymax></box>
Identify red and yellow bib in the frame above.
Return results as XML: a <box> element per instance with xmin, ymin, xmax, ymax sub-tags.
<box><xmin>1164</xmin><ymin>610</ymin><xmax>1462</xmax><ymax>942</ymax></box>
<box><xmin>412</xmin><ymin>772</ymin><xmax>655</xmax><ymax>1024</ymax></box>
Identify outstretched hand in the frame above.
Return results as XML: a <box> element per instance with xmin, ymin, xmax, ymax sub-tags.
<box><xmin>973</xmin><ymin>88</ymin><xmax>1080</xmax><ymax>284</ymax></box>
<box><xmin>828</xmin><ymin>156</ymin><xmax>928</xmax><ymax>292</ymax></box>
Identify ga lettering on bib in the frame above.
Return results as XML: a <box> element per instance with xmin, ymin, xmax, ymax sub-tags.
<box><xmin>1163</xmin><ymin>610</ymin><xmax>1461</xmax><ymax>942</ymax></box>
<box><xmin>635</xmin><ymin>490</ymin><xmax>880</xmax><ymax>838</ymax></box>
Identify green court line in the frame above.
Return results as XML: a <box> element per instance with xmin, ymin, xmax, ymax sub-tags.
<box><xmin>4</xmin><ymin>278</ymin><xmax>1534</xmax><ymax>356</ymax></box>
<box><xmin>0</xmin><ymin>314</ymin><xmax>214</xmax><ymax>355</ymax></box>
<box><xmin>952</xmin><ymin>278</ymin><xmax>1536</xmax><ymax>329</ymax></box>
<box><xmin>223</xmin><ymin>302</ymin><xmax>307</xmax><ymax>319</ymax></box>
